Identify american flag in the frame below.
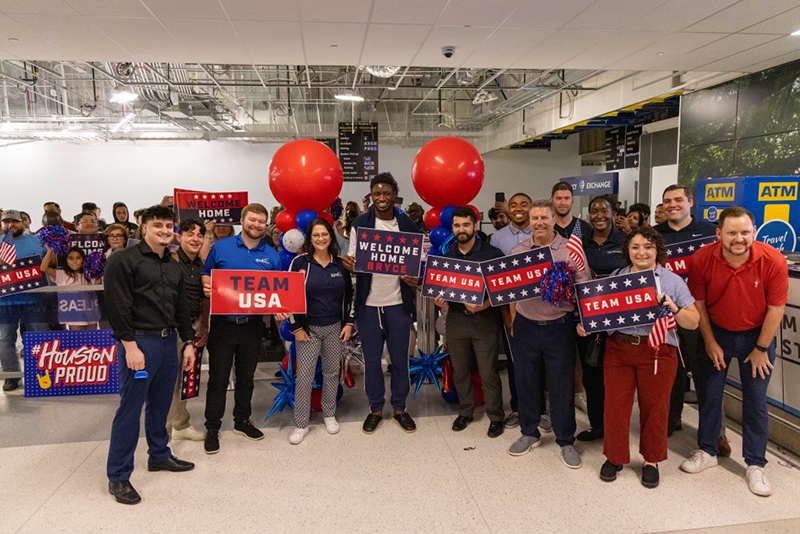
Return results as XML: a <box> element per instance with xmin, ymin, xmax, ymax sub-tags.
<box><xmin>648</xmin><ymin>304</ymin><xmax>677</xmax><ymax>352</ymax></box>
<box><xmin>566</xmin><ymin>222</ymin><xmax>587</xmax><ymax>273</ymax></box>
<box><xmin>0</xmin><ymin>230</ymin><xmax>17</xmax><ymax>266</ymax></box>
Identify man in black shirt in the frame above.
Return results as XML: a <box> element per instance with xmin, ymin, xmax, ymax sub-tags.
<box><xmin>166</xmin><ymin>219</ymin><xmax>209</xmax><ymax>442</ymax></box>
<box><xmin>434</xmin><ymin>207</ymin><xmax>506</xmax><ymax>437</ymax></box>
<box><xmin>105</xmin><ymin>205</ymin><xmax>196</xmax><ymax>505</ymax></box>
<box><xmin>551</xmin><ymin>182</ymin><xmax>592</xmax><ymax>239</ymax></box>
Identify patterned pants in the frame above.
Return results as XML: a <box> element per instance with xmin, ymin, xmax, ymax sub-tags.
<box><xmin>294</xmin><ymin>323</ymin><xmax>343</xmax><ymax>429</ymax></box>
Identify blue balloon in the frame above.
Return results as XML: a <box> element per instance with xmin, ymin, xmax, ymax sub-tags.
<box><xmin>289</xmin><ymin>341</ymin><xmax>297</xmax><ymax>360</ymax></box>
<box><xmin>429</xmin><ymin>225</ymin><xmax>451</xmax><ymax>249</ymax></box>
<box><xmin>440</xmin><ymin>233</ymin><xmax>456</xmax><ymax>255</ymax></box>
<box><xmin>440</xmin><ymin>206</ymin><xmax>457</xmax><ymax>229</ymax></box>
<box><xmin>295</xmin><ymin>210</ymin><xmax>318</xmax><ymax>233</ymax></box>
<box><xmin>280</xmin><ymin>320</ymin><xmax>295</xmax><ymax>342</ymax></box>
<box><xmin>279</xmin><ymin>248</ymin><xmax>296</xmax><ymax>270</ymax></box>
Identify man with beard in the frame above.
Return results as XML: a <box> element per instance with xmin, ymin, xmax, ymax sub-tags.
<box><xmin>343</xmin><ymin>173</ymin><xmax>420</xmax><ymax>435</ymax></box>
<box><xmin>551</xmin><ymin>182</ymin><xmax>592</xmax><ymax>239</ymax></box>
<box><xmin>0</xmin><ymin>210</ymin><xmax>48</xmax><ymax>391</ymax></box>
<box><xmin>434</xmin><ymin>207</ymin><xmax>505</xmax><ymax>436</ymax></box>
<box><xmin>166</xmin><ymin>219</ymin><xmax>210</xmax><ymax>442</ymax></box>
<box><xmin>681</xmin><ymin>206</ymin><xmax>787</xmax><ymax>497</ymax></box>
<box><xmin>201</xmin><ymin>203</ymin><xmax>280</xmax><ymax>454</ymax></box>
<box><xmin>105</xmin><ymin>205</ymin><xmax>197</xmax><ymax>504</ymax></box>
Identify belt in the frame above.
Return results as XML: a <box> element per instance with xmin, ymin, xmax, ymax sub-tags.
<box><xmin>134</xmin><ymin>328</ymin><xmax>174</xmax><ymax>337</ymax></box>
<box><xmin>612</xmin><ymin>332</ymin><xmax>645</xmax><ymax>345</ymax></box>
<box><xmin>225</xmin><ymin>316</ymin><xmax>258</xmax><ymax>324</ymax></box>
<box><xmin>526</xmin><ymin>313</ymin><xmax>574</xmax><ymax>326</ymax></box>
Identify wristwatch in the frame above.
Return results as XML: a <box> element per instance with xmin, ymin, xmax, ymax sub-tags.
<box><xmin>754</xmin><ymin>343</ymin><xmax>769</xmax><ymax>353</ymax></box>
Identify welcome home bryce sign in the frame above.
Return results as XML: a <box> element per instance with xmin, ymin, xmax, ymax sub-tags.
<box><xmin>354</xmin><ymin>228</ymin><xmax>423</xmax><ymax>277</ymax></box>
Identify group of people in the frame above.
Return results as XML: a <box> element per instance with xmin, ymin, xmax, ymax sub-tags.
<box><xmin>0</xmin><ymin>173</ymin><xmax>788</xmax><ymax>505</ymax></box>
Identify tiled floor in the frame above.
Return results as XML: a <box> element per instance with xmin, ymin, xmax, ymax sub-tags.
<box><xmin>1</xmin><ymin>365</ymin><xmax>799</xmax><ymax>534</ymax></box>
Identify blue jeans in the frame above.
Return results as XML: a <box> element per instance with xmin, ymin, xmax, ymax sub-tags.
<box><xmin>107</xmin><ymin>333</ymin><xmax>179</xmax><ymax>482</ymax></box>
<box><xmin>0</xmin><ymin>303</ymin><xmax>49</xmax><ymax>372</ymax></box>
<box><xmin>697</xmin><ymin>324</ymin><xmax>774</xmax><ymax>467</ymax></box>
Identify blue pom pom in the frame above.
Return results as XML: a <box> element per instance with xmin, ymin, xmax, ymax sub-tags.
<box><xmin>38</xmin><ymin>225</ymin><xmax>70</xmax><ymax>257</ymax></box>
<box><xmin>540</xmin><ymin>261</ymin><xmax>574</xmax><ymax>307</ymax></box>
<box><xmin>83</xmin><ymin>251</ymin><xmax>106</xmax><ymax>281</ymax></box>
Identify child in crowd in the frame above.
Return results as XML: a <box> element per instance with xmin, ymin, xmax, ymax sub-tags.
<box><xmin>41</xmin><ymin>246</ymin><xmax>101</xmax><ymax>330</ymax></box>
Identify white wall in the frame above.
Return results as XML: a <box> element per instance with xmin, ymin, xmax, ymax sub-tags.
<box><xmin>0</xmin><ymin>136</ymin><xmax>580</xmax><ymax>226</ymax></box>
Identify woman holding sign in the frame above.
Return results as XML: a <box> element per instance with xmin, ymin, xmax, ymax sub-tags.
<box><xmin>283</xmin><ymin>218</ymin><xmax>354</xmax><ymax>444</ymax></box>
<box><xmin>577</xmin><ymin>227</ymin><xmax>698</xmax><ymax>488</ymax></box>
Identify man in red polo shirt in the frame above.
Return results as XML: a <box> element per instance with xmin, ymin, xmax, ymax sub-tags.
<box><xmin>680</xmin><ymin>206</ymin><xmax>788</xmax><ymax>497</ymax></box>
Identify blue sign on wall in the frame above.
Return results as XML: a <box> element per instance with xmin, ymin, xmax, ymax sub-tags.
<box><xmin>560</xmin><ymin>172</ymin><xmax>619</xmax><ymax>196</ymax></box>
<box><xmin>756</xmin><ymin>219</ymin><xmax>797</xmax><ymax>252</ymax></box>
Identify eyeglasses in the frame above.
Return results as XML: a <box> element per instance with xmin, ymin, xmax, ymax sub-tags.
<box><xmin>311</xmin><ymin>233</ymin><xmax>330</xmax><ymax>239</ymax></box>
<box><xmin>108</xmin><ymin>234</ymin><xmax>125</xmax><ymax>239</ymax></box>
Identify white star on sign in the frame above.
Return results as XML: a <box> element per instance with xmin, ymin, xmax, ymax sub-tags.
<box><xmin>228</xmin><ymin>194</ymin><xmax>233</xmax><ymax>198</ymax></box>
<box><xmin>537</xmin><ymin>252</ymin><xmax>545</xmax><ymax>260</ymax></box>
<box><xmin>589</xmin><ymin>321</ymin><xmax>597</xmax><ymax>329</ymax></box>
<box><xmin>638</xmin><ymin>276</ymin><xmax>648</xmax><ymax>284</ymax></box>
<box><xmin>603</xmin><ymin>318</ymin><xmax>611</xmax><ymax>326</ymax></box>
<box><xmin>486</xmin><ymin>265</ymin><xmax>494</xmax><ymax>272</ymax></box>
<box><xmin>449</xmin><ymin>291</ymin><xmax>456</xmax><ymax>298</ymax></box>
<box><xmin>617</xmin><ymin>316</ymin><xmax>626</xmax><ymax>324</ymax></box>
<box><xmin>18</xmin><ymin>285</ymin><xmax>24</xmax><ymax>290</ymax></box>
<box><xmin>520</xmin><ymin>289</ymin><xmax>528</xmax><ymax>297</ymax></box>
<box><xmin>203</xmin><ymin>194</ymin><xmax>208</xmax><ymax>199</ymax></box>
<box><xmin>1</xmin><ymin>289</ymin><xmax>5</xmax><ymax>294</ymax></box>
<box><xmin>647</xmin><ymin>311</ymin><xmax>656</xmax><ymax>320</ymax></box>
<box><xmin>676</xmin><ymin>247</ymin><xmax>683</xmax><ymax>254</ymax></box>
<box><xmin>427</xmin><ymin>288</ymin><xmax>434</xmax><ymax>295</ymax></box>
<box><xmin>26</xmin><ymin>283</ymin><xmax>31</xmax><ymax>288</ymax></box>
<box><xmin>211</xmin><ymin>194</ymin><xmax>216</xmax><ymax>199</ymax></box>
<box><xmin>609</xmin><ymin>281</ymin><xmax>618</xmax><ymax>289</ymax></box>
<box><xmin>524</xmin><ymin>255</ymin><xmax>532</xmax><ymax>263</ymax></box>
<box><xmin>631</xmin><ymin>314</ymin><xmax>640</xmax><ymax>322</ymax></box>
<box><xmin>454</xmin><ymin>263</ymin><xmax>461</xmax><ymax>270</ymax></box>
<box><xmin>595</xmin><ymin>284</ymin><xmax>604</xmax><ymax>292</ymax></box>
<box><xmin>194</xmin><ymin>195</ymin><xmax>199</xmax><ymax>199</ymax></box>
<box><xmin>582</xmin><ymin>286</ymin><xmax>590</xmax><ymax>294</ymax></box>
<box><xmin>464</xmin><ymin>264</ymin><xmax>471</xmax><ymax>272</ymax></box>
<box><xmin>499</xmin><ymin>262</ymin><xmax>507</xmax><ymax>269</ymax></box>
<box><xmin>475</xmin><ymin>267</ymin><xmax>482</xmax><ymax>274</ymax></box>
<box><xmin>443</xmin><ymin>262</ymin><xmax>450</xmax><ymax>268</ymax></box>
<box><xmin>471</xmin><ymin>295</ymin><xmax>478</xmax><ymax>302</ymax></box>
<box><xmin>512</xmin><ymin>258</ymin><xmax>519</xmax><ymax>266</ymax></box>
<box><xmin>688</xmin><ymin>245</ymin><xmax>695</xmax><ymax>251</ymax></box>
<box><xmin>431</xmin><ymin>260</ymin><xmax>438</xmax><ymax>267</ymax></box>
<box><xmin>667</xmin><ymin>249</ymin><xmax>673</xmax><ymax>256</ymax></box>
<box><xmin>460</xmin><ymin>293</ymin><xmax>467</xmax><ymax>300</ymax></box>
<box><xmin>497</xmin><ymin>294</ymin><xmax>504</xmax><ymax>301</ymax></box>
<box><xmin>508</xmin><ymin>292</ymin><xmax>516</xmax><ymax>299</ymax></box>
<box><xmin>533</xmin><ymin>287</ymin><xmax>541</xmax><ymax>294</ymax></box>
<box><xmin>438</xmin><ymin>290</ymin><xmax>445</xmax><ymax>296</ymax></box>
<box><xmin>624</xmin><ymin>278</ymin><xmax>632</xmax><ymax>287</ymax></box>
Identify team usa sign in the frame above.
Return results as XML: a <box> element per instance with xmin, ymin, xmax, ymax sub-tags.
<box><xmin>422</xmin><ymin>258</ymin><xmax>484</xmax><ymax>305</ymax></box>
<box><xmin>0</xmin><ymin>256</ymin><xmax>48</xmax><ymax>297</ymax></box>
<box><xmin>210</xmin><ymin>270</ymin><xmax>306</xmax><ymax>314</ymax></box>
<box><xmin>663</xmin><ymin>236</ymin><xmax>716</xmax><ymax>282</ymax></box>
<box><xmin>575</xmin><ymin>270</ymin><xmax>662</xmax><ymax>334</ymax></box>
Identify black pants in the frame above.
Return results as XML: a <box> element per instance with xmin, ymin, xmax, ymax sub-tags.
<box><xmin>669</xmin><ymin>326</ymin><xmax>701</xmax><ymax>424</ymax></box>
<box><xmin>500</xmin><ymin>326</ymin><xmax>518</xmax><ymax>412</ymax></box>
<box><xmin>576</xmin><ymin>333</ymin><xmax>605</xmax><ymax>432</ymax></box>
<box><xmin>205</xmin><ymin>317</ymin><xmax>264</xmax><ymax>431</ymax></box>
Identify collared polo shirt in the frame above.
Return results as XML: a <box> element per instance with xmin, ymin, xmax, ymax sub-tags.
<box><xmin>202</xmin><ymin>233</ymin><xmax>281</xmax><ymax>275</ymax></box>
<box><xmin>654</xmin><ymin>217</ymin><xmax>717</xmax><ymax>245</ymax></box>
<box><xmin>444</xmin><ymin>237</ymin><xmax>504</xmax><ymax>314</ymax></box>
<box><xmin>583</xmin><ymin>227</ymin><xmax>626</xmax><ymax>278</ymax></box>
<box><xmin>688</xmin><ymin>241</ymin><xmax>789</xmax><ymax>331</ymax></box>
<box><xmin>490</xmin><ymin>223</ymin><xmax>532</xmax><ymax>256</ymax></box>
<box><xmin>305</xmin><ymin>255</ymin><xmax>347</xmax><ymax>327</ymax></box>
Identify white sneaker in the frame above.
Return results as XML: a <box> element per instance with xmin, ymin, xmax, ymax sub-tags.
<box><xmin>575</xmin><ymin>392</ymin><xmax>588</xmax><ymax>414</ymax></box>
<box><xmin>680</xmin><ymin>450</ymin><xmax>719</xmax><ymax>474</ymax></box>
<box><xmin>746</xmin><ymin>466</ymin><xmax>772</xmax><ymax>497</ymax></box>
<box><xmin>289</xmin><ymin>427</ymin><xmax>309</xmax><ymax>445</ymax></box>
<box><xmin>172</xmin><ymin>426</ymin><xmax>205</xmax><ymax>441</ymax></box>
<box><xmin>324</xmin><ymin>417</ymin><xmax>340</xmax><ymax>435</ymax></box>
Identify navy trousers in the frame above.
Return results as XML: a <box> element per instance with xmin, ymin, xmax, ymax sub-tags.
<box><xmin>107</xmin><ymin>333</ymin><xmax>179</xmax><ymax>482</ymax></box>
<box><xmin>511</xmin><ymin>314</ymin><xmax>576</xmax><ymax>447</ymax></box>
<box><xmin>697</xmin><ymin>324</ymin><xmax>774</xmax><ymax>467</ymax></box>
<box><xmin>356</xmin><ymin>304</ymin><xmax>412</xmax><ymax>413</ymax></box>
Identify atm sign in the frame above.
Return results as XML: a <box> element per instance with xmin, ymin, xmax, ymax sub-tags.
<box><xmin>704</xmin><ymin>182</ymin><xmax>736</xmax><ymax>202</ymax></box>
<box><xmin>758</xmin><ymin>182</ymin><xmax>798</xmax><ymax>201</ymax></box>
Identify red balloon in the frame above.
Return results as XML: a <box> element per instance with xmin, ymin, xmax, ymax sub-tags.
<box><xmin>319</xmin><ymin>212</ymin><xmax>334</xmax><ymax>226</ymax></box>
<box><xmin>269</xmin><ymin>139</ymin><xmax>343</xmax><ymax>213</ymax></box>
<box><xmin>274</xmin><ymin>210</ymin><xmax>296</xmax><ymax>233</ymax></box>
<box><xmin>466</xmin><ymin>204</ymin><xmax>481</xmax><ymax>222</ymax></box>
<box><xmin>412</xmin><ymin>137</ymin><xmax>484</xmax><ymax>208</ymax></box>
<box><xmin>344</xmin><ymin>364</ymin><xmax>355</xmax><ymax>388</ymax></box>
<box><xmin>423</xmin><ymin>207</ymin><xmax>441</xmax><ymax>229</ymax></box>
<box><xmin>310</xmin><ymin>389</ymin><xmax>322</xmax><ymax>412</ymax></box>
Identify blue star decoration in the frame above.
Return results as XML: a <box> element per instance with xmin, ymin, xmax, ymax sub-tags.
<box><xmin>265</xmin><ymin>354</ymin><xmax>297</xmax><ymax>420</ymax></box>
<box><xmin>409</xmin><ymin>345</ymin><xmax>449</xmax><ymax>398</ymax></box>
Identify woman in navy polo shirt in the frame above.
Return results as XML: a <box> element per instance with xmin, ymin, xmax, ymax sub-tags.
<box><xmin>285</xmin><ymin>218</ymin><xmax>354</xmax><ymax>444</ymax></box>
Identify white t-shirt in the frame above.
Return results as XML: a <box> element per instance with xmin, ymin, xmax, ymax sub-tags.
<box><xmin>348</xmin><ymin>217</ymin><xmax>403</xmax><ymax>307</ymax></box>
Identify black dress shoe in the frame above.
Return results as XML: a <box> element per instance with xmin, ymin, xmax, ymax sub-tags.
<box><xmin>108</xmin><ymin>480</ymin><xmax>141</xmax><ymax>505</ymax></box>
<box><xmin>3</xmin><ymin>378</ymin><xmax>20</xmax><ymax>392</ymax></box>
<box><xmin>362</xmin><ymin>413</ymin><xmax>383</xmax><ymax>434</ymax></box>
<box><xmin>641</xmin><ymin>463</ymin><xmax>659</xmax><ymax>488</ymax></box>
<box><xmin>600</xmin><ymin>460</ymin><xmax>623</xmax><ymax>482</ymax></box>
<box><xmin>148</xmin><ymin>455</ymin><xmax>195</xmax><ymax>472</ymax></box>
<box><xmin>393</xmin><ymin>412</ymin><xmax>416</xmax><ymax>433</ymax></box>
<box><xmin>667</xmin><ymin>419</ymin><xmax>682</xmax><ymax>437</ymax></box>
<box><xmin>205</xmin><ymin>430</ymin><xmax>220</xmax><ymax>455</ymax></box>
<box><xmin>452</xmin><ymin>415</ymin><xmax>473</xmax><ymax>432</ymax></box>
<box><xmin>487</xmin><ymin>421</ymin><xmax>504</xmax><ymax>438</ymax></box>
<box><xmin>576</xmin><ymin>428</ymin><xmax>604</xmax><ymax>442</ymax></box>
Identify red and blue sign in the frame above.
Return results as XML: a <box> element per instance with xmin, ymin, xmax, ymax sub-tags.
<box><xmin>70</xmin><ymin>233</ymin><xmax>104</xmax><ymax>256</ymax></box>
<box><xmin>663</xmin><ymin>236</ymin><xmax>717</xmax><ymax>282</ymax></box>
<box><xmin>482</xmin><ymin>247</ymin><xmax>553</xmax><ymax>307</ymax></box>
<box><xmin>422</xmin><ymin>258</ymin><xmax>484</xmax><ymax>305</ymax></box>
<box><xmin>0</xmin><ymin>256</ymin><xmax>48</xmax><ymax>298</ymax></box>
<box><xmin>210</xmin><ymin>270</ymin><xmax>306</xmax><ymax>315</ymax></box>
<box><xmin>354</xmin><ymin>228</ymin><xmax>423</xmax><ymax>277</ymax></box>
<box><xmin>174</xmin><ymin>188</ymin><xmax>249</xmax><ymax>224</ymax></box>
<box><xmin>22</xmin><ymin>329</ymin><xmax>120</xmax><ymax>397</ymax></box>
<box><xmin>181</xmin><ymin>346</ymin><xmax>203</xmax><ymax>401</ymax></box>
<box><xmin>575</xmin><ymin>270</ymin><xmax>660</xmax><ymax>334</ymax></box>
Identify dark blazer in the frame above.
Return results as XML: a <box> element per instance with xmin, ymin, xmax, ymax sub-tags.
<box><xmin>349</xmin><ymin>207</ymin><xmax>420</xmax><ymax>319</ymax></box>
<box><xmin>287</xmin><ymin>253</ymin><xmax>354</xmax><ymax>334</ymax></box>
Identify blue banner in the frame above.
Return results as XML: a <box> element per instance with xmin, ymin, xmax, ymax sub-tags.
<box><xmin>560</xmin><ymin>172</ymin><xmax>619</xmax><ymax>196</ymax></box>
<box><xmin>58</xmin><ymin>291</ymin><xmax>102</xmax><ymax>323</ymax></box>
<box><xmin>23</xmin><ymin>329</ymin><xmax>120</xmax><ymax>397</ymax></box>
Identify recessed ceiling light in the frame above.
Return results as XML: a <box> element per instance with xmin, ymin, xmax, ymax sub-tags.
<box><xmin>334</xmin><ymin>89</ymin><xmax>364</xmax><ymax>102</ymax></box>
<box><xmin>791</xmin><ymin>29</ymin><xmax>800</xmax><ymax>36</ymax></box>
<box><xmin>329</xmin><ymin>44</ymin><xmax>338</xmax><ymax>48</ymax></box>
<box><xmin>656</xmin><ymin>52</ymin><xmax>665</xmax><ymax>56</ymax></box>
<box><xmin>7</xmin><ymin>37</ymin><xmax>19</xmax><ymax>43</ymax></box>
<box><xmin>109</xmin><ymin>89</ymin><xmax>138</xmax><ymax>104</ymax></box>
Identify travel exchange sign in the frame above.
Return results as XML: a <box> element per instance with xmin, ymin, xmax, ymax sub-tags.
<box><xmin>174</xmin><ymin>188</ymin><xmax>249</xmax><ymax>224</ymax></box>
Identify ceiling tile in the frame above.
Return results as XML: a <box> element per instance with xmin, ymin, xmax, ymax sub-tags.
<box><xmin>699</xmin><ymin>35</ymin><xmax>800</xmax><ymax>71</ymax></box>
<box><xmin>302</xmin><ymin>22</ymin><xmax>367</xmax><ymax>64</ymax></box>
<box><xmin>141</xmin><ymin>0</ymin><xmax>226</xmax><ymax>21</ymax></box>
<box><xmin>0</xmin><ymin>13</ymin><xmax>62</xmax><ymax>58</ymax></box>
<box><xmin>361</xmin><ymin>24</ymin><xmax>431</xmax><ymax>66</ymax></box>
<box><xmin>685</xmin><ymin>0</ymin><xmax>799</xmax><ymax>33</ymax></box>
<box><xmin>659</xmin><ymin>33</ymin><xmax>779</xmax><ymax>71</ymax></box>
<box><xmin>62</xmin><ymin>0</ymin><xmax>152</xmax><ymax>17</ymax></box>
<box><xmin>563</xmin><ymin>0</ymin><xmax>667</xmax><ymax>31</ymax></box>
<box><xmin>628</xmin><ymin>0</ymin><xmax>739</xmax><ymax>32</ymax></box>
<box><xmin>467</xmin><ymin>27</ymin><xmax>557</xmax><ymax>68</ymax></box>
<box><xmin>741</xmin><ymin>6</ymin><xmax>800</xmax><ymax>35</ymax></box>
<box><xmin>371</xmin><ymin>0</ymin><xmax>448</xmax><ymax>25</ymax></box>
<box><xmin>160</xmin><ymin>18</ymin><xmax>250</xmax><ymax>64</ymax></box>
<box><xmin>561</xmin><ymin>30</ymin><xmax>669</xmax><ymax>70</ymax></box>
<box><xmin>232</xmin><ymin>20</ymin><xmax>304</xmax><ymax>64</ymax></box>
<box><xmin>299</xmin><ymin>0</ymin><xmax>372</xmax><ymax>23</ymax></box>
<box><xmin>86</xmin><ymin>16</ymin><xmax>186</xmax><ymax>62</ymax></box>
<box><xmin>743</xmin><ymin>49</ymin><xmax>800</xmax><ymax>73</ymax></box>
<box><xmin>8</xmin><ymin>13</ymin><xmax>133</xmax><ymax>59</ymax></box>
<box><xmin>503</xmin><ymin>0</ymin><xmax>594</xmax><ymax>29</ymax></box>
<box><xmin>411</xmin><ymin>25</ymin><xmax>494</xmax><ymax>67</ymax></box>
<box><xmin>607</xmin><ymin>32</ymin><xmax>724</xmax><ymax>70</ymax></box>
<box><xmin>222</xmin><ymin>0</ymin><xmax>299</xmax><ymax>22</ymax></box>
<box><xmin>437</xmin><ymin>0</ymin><xmax>521</xmax><ymax>28</ymax></box>
<box><xmin>0</xmin><ymin>0</ymin><xmax>72</xmax><ymax>15</ymax></box>
<box><xmin>512</xmin><ymin>29</ymin><xmax>615</xmax><ymax>69</ymax></box>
